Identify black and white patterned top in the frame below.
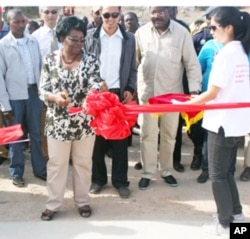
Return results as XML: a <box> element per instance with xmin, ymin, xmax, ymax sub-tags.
<box><xmin>39</xmin><ymin>49</ymin><xmax>101</xmax><ymax>141</ymax></box>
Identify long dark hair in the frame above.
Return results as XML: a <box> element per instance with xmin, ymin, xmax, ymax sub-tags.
<box><xmin>210</xmin><ymin>7</ymin><xmax>250</xmax><ymax>54</ymax></box>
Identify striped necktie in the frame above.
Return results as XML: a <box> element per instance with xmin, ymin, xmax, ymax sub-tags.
<box><xmin>50</xmin><ymin>30</ymin><xmax>58</xmax><ymax>52</ymax></box>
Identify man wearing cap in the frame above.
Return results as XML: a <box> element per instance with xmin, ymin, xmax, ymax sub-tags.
<box><xmin>192</xmin><ymin>6</ymin><xmax>216</xmax><ymax>55</ymax></box>
<box><xmin>87</xmin><ymin>6</ymin><xmax>103</xmax><ymax>30</ymax></box>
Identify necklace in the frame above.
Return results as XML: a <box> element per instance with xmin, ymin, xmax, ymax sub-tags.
<box><xmin>61</xmin><ymin>50</ymin><xmax>82</xmax><ymax>64</ymax></box>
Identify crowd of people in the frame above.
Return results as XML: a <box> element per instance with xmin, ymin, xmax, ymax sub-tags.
<box><xmin>1</xmin><ymin>5</ymin><xmax>250</xmax><ymax>237</ymax></box>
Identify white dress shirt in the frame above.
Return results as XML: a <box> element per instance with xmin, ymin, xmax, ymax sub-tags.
<box><xmin>100</xmin><ymin>27</ymin><xmax>123</xmax><ymax>89</ymax></box>
<box><xmin>32</xmin><ymin>25</ymin><xmax>62</xmax><ymax>59</ymax></box>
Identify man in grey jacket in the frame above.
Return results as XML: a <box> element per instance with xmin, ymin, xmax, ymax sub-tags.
<box><xmin>0</xmin><ymin>9</ymin><xmax>47</xmax><ymax>187</ymax></box>
<box><xmin>85</xmin><ymin>6</ymin><xmax>137</xmax><ymax>199</ymax></box>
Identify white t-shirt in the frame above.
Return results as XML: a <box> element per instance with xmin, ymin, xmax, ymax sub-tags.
<box><xmin>202</xmin><ymin>41</ymin><xmax>250</xmax><ymax>137</ymax></box>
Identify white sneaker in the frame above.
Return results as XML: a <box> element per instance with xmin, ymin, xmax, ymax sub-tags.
<box><xmin>202</xmin><ymin>221</ymin><xmax>229</xmax><ymax>236</ymax></box>
<box><xmin>212</xmin><ymin>213</ymin><xmax>245</xmax><ymax>223</ymax></box>
<box><xmin>233</xmin><ymin>213</ymin><xmax>245</xmax><ymax>222</ymax></box>
<box><xmin>212</xmin><ymin>213</ymin><xmax>219</xmax><ymax>223</ymax></box>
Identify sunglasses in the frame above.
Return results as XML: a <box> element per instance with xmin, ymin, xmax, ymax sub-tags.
<box><xmin>208</xmin><ymin>25</ymin><xmax>220</xmax><ymax>31</ymax></box>
<box><xmin>102</xmin><ymin>12</ymin><xmax>120</xmax><ymax>19</ymax></box>
<box><xmin>67</xmin><ymin>36</ymin><xmax>85</xmax><ymax>43</ymax></box>
<box><xmin>43</xmin><ymin>10</ymin><xmax>58</xmax><ymax>15</ymax></box>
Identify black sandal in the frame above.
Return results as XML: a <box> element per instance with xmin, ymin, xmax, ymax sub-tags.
<box><xmin>79</xmin><ymin>205</ymin><xmax>92</xmax><ymax>218</ymax></box>
<box><xmin>41</xmin><ymin>209</ymin><xmax>56</xmax><ymax>221</ymax></box>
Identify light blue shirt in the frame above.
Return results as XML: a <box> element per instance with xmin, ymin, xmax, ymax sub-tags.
<box><xmin>16</xmin><ymin>37</ymin><xmax>35</xmax><ymax>84</ymax></box>
<box><xmin>198</xmin><ymin>39</ymin><xmax>223</xmax><ymax>92</ymax></box>
<box><xmin>0</xmin><ymin>32</ymin><xmax>42</xmax><ymax>111</ymax></box>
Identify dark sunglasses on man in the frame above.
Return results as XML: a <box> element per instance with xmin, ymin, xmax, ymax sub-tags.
<box><xmin>43</xmin><ymin>9</ymin><xmax>58</xmax><ymax>15</ymax></box>
<box><xmin>102</xmin><ymin>12</ymin><xmax>120</xmax><ymax>19</ymax></box>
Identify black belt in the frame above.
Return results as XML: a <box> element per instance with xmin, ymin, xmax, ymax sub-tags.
<box><xmin>27</xmin><ymin>84</ymin><xmax>37</xmax><ymax>88</ymax></box>
<box><xmin>109</xmin><ymin>88</ymin><xmax>120</xmax><ymax>94</ymax></box>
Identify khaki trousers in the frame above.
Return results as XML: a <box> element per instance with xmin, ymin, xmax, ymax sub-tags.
<box><xmin>244</xmin><ymin>134</ymin><xmax>250</xmax><ymax>167</ymax></box>
<box><xmin>46</xmin><ymin>135</ymin><xmax>95</xmax><ymax>211</ymax></box>
<box><xmin>139</xmin><ymin>112</ymin><xmax>179</xmax><ymax>179</ymax></box>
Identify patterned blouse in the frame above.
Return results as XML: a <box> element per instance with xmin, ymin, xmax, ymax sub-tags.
<box><xmin>39</xmin><ymin>49</ymin><xmax>101</xmax><ymax>141</ymax></box>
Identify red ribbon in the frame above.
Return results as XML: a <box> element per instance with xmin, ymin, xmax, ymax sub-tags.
<box><xmin>0</xmin><ymin>124</ymin><xmax>24</xmax><ymax>145</ymax></box>
<box><xmin>85</xmin><ymin>91</ymin><xmax>137</xmax><ymax>140</ymax></box>
<box><xmin>123</xmin><ymin>102</ymin><xmax>250</xmax><ymax>114</ymax></box>
<box><xmin>67</xmin><ymin>91</ymin><xmax>250</xmax><ymax>140</ymax></box>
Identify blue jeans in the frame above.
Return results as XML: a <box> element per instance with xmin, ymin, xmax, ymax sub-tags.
<box><xmin>8</xmin><ymin>86</ymin><xmax>46</xmax><ymax>178</ymax></box>
<box><xmin>208</xmin><ymin>127</ymin><xmax>242</xmax><ymax>227</ymax></box>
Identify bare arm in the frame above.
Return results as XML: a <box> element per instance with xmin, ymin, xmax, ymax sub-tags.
<box><xmin>188</xmin><ymin>85</ymin><xmax>221</xmax><ymax>104</ymax></box>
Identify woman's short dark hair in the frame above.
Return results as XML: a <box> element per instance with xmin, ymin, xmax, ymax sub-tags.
<box><xmin>56</xmin><ymin>16</ymin><xmax>87</xmax><ymax>42</ymax></box>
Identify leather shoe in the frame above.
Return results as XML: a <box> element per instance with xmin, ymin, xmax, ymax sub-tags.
<box><xmin>161</xmin><ymin>175</ymin><xmax>178</xmax><ymax>187</ymax></box>
<box><xmin>0</xmin><ymin>156</ymin><xmax>7</xmax><ymax>165</ymax></box>
<box><xmin>197</xmin><ymin>171</ymin><xmax>209</xmax><ymax>183</ymax></box>
<box><xmin>12</xmin><ymin>177</ymin><xmax>24</xmax><ymax>187</ymax></box>
<box><xmin>90</xmin><ymin>183</ymin><xmax>102</xmax><ymax>194</ymax></box>
<box><xmin>36</xmin><ymin>174</ymin><xmax>47</xmax><ymax>181</ymax></box>
<box><xmin>174</xmin><ymin>163</ymin><xmax>185</xmax><ymax>172</ymax></box>
<box><xmin>190</xmin><ymin>155</ymin><xmax>202</xmax><ymax>170</ymax></box>
<box><xmin>118</xmin><ymin>187</ymin><xmax>130</xmax><ymax>199</ymax></box>
<box><xmin>240</xmin><ymin>167</ymin><xmax>250</xmax><ymax>182</ymax></box>
<box><xmin>134</xmin><ymin>162</ymin><xmax>142</xmax><ymax>170</ymax></box>
<box><xmin>138</xmin><ymin>178</ymin><xmax>150</xmax><ymax>190</ymax></box>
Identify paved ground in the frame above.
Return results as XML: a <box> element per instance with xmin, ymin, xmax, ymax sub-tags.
<box><xmin>0</xmin><ymin>132</ymin><xmax>249</xmax><ymax>239</ymax></box>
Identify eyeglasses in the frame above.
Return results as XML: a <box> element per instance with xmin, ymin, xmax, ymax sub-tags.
<box><xmin>43</xmin><ymin>10</ymin><xmax>58</xmax><ymax>15</ymax></box>
<box><xmin>102</xmin><ymin>12</ymin><xmax>120</xmax><ymax>19</ymax></box>
<box><xmin>208</xmin><ymin>24</ymin><xmax>220</xmax><ymax>31</ymax></box>
<box><xmin>67</xmin><ymin>36</ymin><xmax>85</xmax><ymax>43</ymax></box>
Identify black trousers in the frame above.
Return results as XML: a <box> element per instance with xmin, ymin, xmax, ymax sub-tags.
<box><xmin>92</xmin><ymin>135</ymin><xmax>129</xmax><ymax>188</ymax></box>
<box><xmin>173</xmin><ymin>117</ymin><xmax>205</xmax><ymax>164</ymax></box>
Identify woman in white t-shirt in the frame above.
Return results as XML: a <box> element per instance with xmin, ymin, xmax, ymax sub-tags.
<box><xmin>180</xmin><ymin>7</ymin><xmax>250</xmax><ymax>236</ymax></box>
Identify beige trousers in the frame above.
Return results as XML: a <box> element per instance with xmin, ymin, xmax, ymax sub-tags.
<box><xmin>244</xmin><ymin>134</ymin><xmax>250</xmax><ymax>168</ymax></box>
<box><xmin>139</xmin><ymin>112</ymin><xmax>179</xmax><ymax>179</ymax></box>
<box><xmin>46</xmin><ymin>135</ymin><xmax>95</xmax><ymax>211</ymax></box>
